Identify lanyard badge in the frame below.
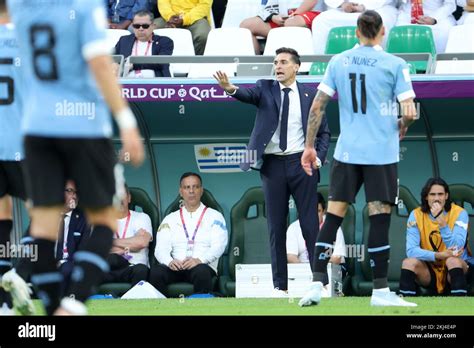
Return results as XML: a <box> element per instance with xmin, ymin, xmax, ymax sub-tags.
<box><xmin>180</xmin><ymin>206</ymin><xmax>208</xmax><ymax>258</ymax></box>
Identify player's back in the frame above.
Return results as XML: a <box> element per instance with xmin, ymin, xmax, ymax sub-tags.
<box><xmin>7</xmin><ymin>0</ymin><xmax>112</xmax><ymax>138</ymax></box>
<box><xmin>0</xmin><ymin>23</ymin><xmax>23</xmax><ymax>160</ymax></box>
<box><xmin>321</xmin><ymin>44</ymin><xmax>414</xmax><ymax>164</ymax></box>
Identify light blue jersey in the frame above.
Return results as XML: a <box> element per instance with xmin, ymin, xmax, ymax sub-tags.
<box><xmin>0</xmin><ymin>23</ymin><xmax>23</xmax><ymax>160</ymax></box>
<box><xmin>7</xmin><ymin>0</ymin><xmax>113</xmax><ymax>138</ymax></box>
<box><xmin>318</xmin><ymin>45</ymin><xmax>415</xmax><ymax>165</ymax></box>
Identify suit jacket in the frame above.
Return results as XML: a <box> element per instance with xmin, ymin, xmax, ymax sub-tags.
<box><xmin>114</xmin><ymin>34</ymin><xmax>174</xmax><ymax>77</ymax></box>
<box><xmin>56</xmin><ymin>208</ymin><xmax>91</xmax><ymax>262</ymax></box>
<box><xmin>233</xmin><ymin>79</ymin><xmax>331</xmax><ymax>172</ymax></box>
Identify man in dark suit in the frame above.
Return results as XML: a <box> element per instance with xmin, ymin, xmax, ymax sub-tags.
<box><xmin>56</xmin><ymin>181</ymin><xmax>91</xmax><ymax>291</ymax></box>
<box><xmin>115</xmin><ymin>10</ymin><xmax>174</xmax><ymax>77</ymax></box>
<box><xmin>214</xmin><ymin>47</ymin><xmax>331</xmax><ymax>296</ymax></box>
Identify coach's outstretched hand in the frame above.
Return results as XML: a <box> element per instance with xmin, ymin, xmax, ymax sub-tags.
<box><xmin>301</xmin><ymin>147</ymin><xmax>318</xmax><ymax>176</ymax></box>
<box><xmin>214</xmin><ymin>70</ymin><xmax>237</xmax><ymax>94</ymax></box>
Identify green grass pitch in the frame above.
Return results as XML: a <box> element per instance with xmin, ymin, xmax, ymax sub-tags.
<box><xmin>31</xmin><ymin>297</ymin><xmax>474</xmax><ymax>315</ymax></box>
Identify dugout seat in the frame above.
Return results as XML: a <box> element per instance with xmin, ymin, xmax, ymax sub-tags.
<box><xmin>317</xmin><ymin>185</ymin><xmax>357</xmax><ymax>295</ymax></box>
<box><xmin>448</xmin><ymin>184</ymin><xmax>474</xmax><ymax>295</ymax></box>
<box><xmin>161</xmin><ymin>188</ymin><xmax>224</xmax><ymax>297</ymax></box>
<box><xmin>97</xmin><ymin>187</ymin><xmax>160</xmax><ymax>298</ymax></box>
<box><xmin>219</xmin><ymin>187</ymin><xmax>271</xmax><ymax>296</ymax></box>
<box><xmin>351</xmin><ymin>185</ymin><xmax>419</xmax><ymax>295</ymax></box>
<box><xmin>386</xmin><ymin>25</ymin><xmax>436</xmax><ymax>73</ymax></box>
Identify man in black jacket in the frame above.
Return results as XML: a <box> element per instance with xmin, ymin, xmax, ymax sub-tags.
<box><xmin>115</xmin><ymin>10</ymin><xmax>174</xmax><ymax>77</ymax></box>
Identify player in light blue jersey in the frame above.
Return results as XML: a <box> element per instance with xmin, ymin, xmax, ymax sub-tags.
<box><xmin>0</xmin><ymin>0</ymin><xmax>36</xmax><ymax>316</ymax></box>
<box><xmin>299</xmin><ymin>10</ymin><xmax>418</xmax><ymax>307</ymax></box>
<box><xmin>6</xmin><ymin>0</ymin><xmax>144</xmax><ymax>315</ymax></box>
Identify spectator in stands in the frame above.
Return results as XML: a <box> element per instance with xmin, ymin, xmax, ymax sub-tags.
<box><xmin>102</xmin><ymin>184</ymin><xmax>152</xmax><ymax>289</ymax></box>
<box><xmin>107</xmin><ymin>0</ymin><xmax>150</xmax><ymax>30</ymax></box>
<box><xmin>396</xmin><ymin>0</ymin><xmax>457</xmax><ymax>53</ymax></box>
<box><xmin>287</xmin><ymin>193</ymin><xmax>346</xmax><ymax>265</ymax></box>
<box><xmin>311</xmin><ymin>0</ymin><xmax>398</xmax><ymax>53</ymax></box>
<box><xmin>399</xmin><ymin>177</ymin><xmax>473</xmax><ymax>296</ymax></box>
<box><xmin>115</xmin><ymin>10</ymin><xmax>174</xmax><ymax>78</ymax></box>
<box><xmin>56</xmin><ymin>181</ymin><xmax>91</xmax><ymax>292</ymax></box>
<box><xmin>149</xmin><ymin>172</ymin><xmax>228</xmax><ymax>296</ymax></box>
<box><xmin>240</xmin><ymin>0</ymin><xmax>321</xmax><ymax>54</ymax></box>
<box><xmin>456</xmin><ymin>0</ymin><xmax>474</xmax><ymax>24</ymax></box>
<box><xmin>153</xmin><ymin>0</ymin><xmax>213</xmax><ymax>55</ymax></box>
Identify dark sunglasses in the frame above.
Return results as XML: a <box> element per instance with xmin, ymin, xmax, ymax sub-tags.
<box><xmin>132</xmin><ymin>23</ymin><xmax>151</xmax><ymax>29</ymax></box>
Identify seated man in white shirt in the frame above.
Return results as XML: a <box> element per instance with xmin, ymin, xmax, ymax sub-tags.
<box><xmin>311</xmin><ymin>0</ymin><xmax>398</xmax><ymax>53</ymax></box>
<box><xmin>149</xmin><ymin>172</ymin><xmax>228</xmax><ymax>296</ymax></box>
<box><xmin>287</xmin><ymin>193</ymin><xmax>346</xmax><ymax>265</ymax></box>
<box><xmin>396</xmin><ymin>0</ymin><xmax>457</xmax><ymax>53</ymax></box>
<box><xmin>103</xmin><ymin>183</ymin><xmax>152</xmax><ymax>288</ymax></box>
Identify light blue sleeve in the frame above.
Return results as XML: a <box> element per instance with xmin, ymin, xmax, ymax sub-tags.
<box><xmin>439</xmin><ymin>209</ymin><xmax>469</xmax><ymax>249</ymax></box>
<box><xmin>317</xmin><ymin>56</ymin><xmax>337</xmax><ymax>97</ymax></box>
<box><xmin>393</xmin><ymin>59</ymin><xmax>416</xmax><ymax>102</ymax></box>
<box><xmin>78</xmin><ymin>0</ymin><xmax>110</xmax><ymax>60</ymax></box>
<box><xmin>406</xmin><ymin>211</ymin><xmax>436</xmax><ymax>262</ymax></box>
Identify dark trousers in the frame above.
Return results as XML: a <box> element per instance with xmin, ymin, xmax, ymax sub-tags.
<box><xmin>260</xmin><ymin>152</ymin><xmax>319</xmax><ymax>290</ymax></box>
<box><xmin>149</xmin><ymin>263</ymin><xmax>216</xmax><ymax>296</ymax></box>
<box><xmin>102</xmin><ymin>262</ymin><xmax>149</xmax><ymax>287</ymax></box>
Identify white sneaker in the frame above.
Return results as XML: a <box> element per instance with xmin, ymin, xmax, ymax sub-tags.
<box><xmin>298</xmin><ymin>281</ymin><xmax>323</xmax><ymax>307</ymax></box>
<box><xmin>370</xmin><ymin>290</ymin><xmax>417</xmax><ymax>307</ymax></box>
<box><xmin>57</xmin><ymin>297</ymin><xmax>87</xmax><ymax>315</ymax></box>
<box><xmin>270</xmin><ymin>288</ymin><xmax>288</xmax><ymax>298</ymax></box>
<box><xmin>0</xmin><ymin>303</ymin><xmax>15</xmax><ymax>315</ymax></box>
<box><xmin>1</xmin><ymin>269</ymin><xmax>35</xmax><ymax>315</ymax></box>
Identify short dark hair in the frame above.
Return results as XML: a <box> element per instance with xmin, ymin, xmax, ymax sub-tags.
<box><xmin>357</xmin><ymin>10</ymin><xmax>383</xmax><ymax>40</ymax></box>
<box><xmin>0</xmin><ymin>0</ymin><xmax>6</xmax><ymax>12</ymax></box>
<box><xmin>133</xmin><ymin>10</ymin><xmax>154</xmax><ymax>22</ymax></box>
<box><xmin>420</xmin><ymin>177</ymin><xmax>452</xmax><ymax>213</ymax></box>
<box><xmin>275</xmin><ymin>47</ymin><xmax>301</xmax><ymax>66</ymax></box>
<box><xmin>180</xmin><ymin>172</ymin><xmax>202</xmax><ymax>186</ymax></box>
<box><xmin>317</xmin><ymin>192</ymin><xmax>326</xmax><ymax>211</ymax></box>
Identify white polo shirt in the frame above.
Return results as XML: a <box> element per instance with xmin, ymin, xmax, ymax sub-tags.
<box><xmin>115</xmin><ymin>210</ymin><xmax>153</xmax><ymax>267</ymax></box>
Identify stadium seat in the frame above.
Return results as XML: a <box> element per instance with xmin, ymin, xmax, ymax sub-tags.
<box><xmin>221</xmin><ymin>0</ymin><xmax>261</xmax><ymax>28</ymax></box>
<box><xmin>351</xmin><ymin>186</ymin><xmax>419</xmax><ymax>295</ymax></box>
<box><xmin>219</xmin><ymin>187</ymin><xmax>271</xmax><ymax>296</ymax></box>
<box><xmin>106</xmin><ymin>29</ymin><xmax>131</xmax><ymax>51</ymax></box>
<box><xmin>317</xmin><ymin>186</ymin><xmax>357</xmax><ymax>295</ymax></box>
<box><xmin>161</xmin><ymin>188</ymin><xmax>224</xmax><ymax>297</ymax></box>
<box><xmin>386</xmin><ymin>25</ymin><xmax>436</xmax><ymax>73</ymax></box>
<box><xmin>309</xmin><ymin>26</ymin><xmax>357</xmax><ymax>76</ymax></box>
<box><xmin>187</xmin><ymin>28</ymin><xmax>255</xmax><ymax>78</ymax></box>
<box><xmin>153</xmin><ymin>28</ymin><xmax>195</xmax><ymax>76</ymax></box>
<box><xmin>325</xmin><ymin>26</ymin><xmax>358</xmax><ymax>54</ymax></box>
<box><xmin>448</xmin><ymin>184</ymin><xmax>474</xmax><ymax>294</ymax></box>
<box><xmin>445</xmin><ymin>24</ymin><xmax>474</xmax><ymax>53</ymax></box>
<box><xmin>97</xmin><ymin>187</ymin><xmax>160</xmax><ymax>298</ymax></box>
<box><xmin>263</xmin><ymin>27</ymin><xmax>314</xmax><ymax>73</ymax></box>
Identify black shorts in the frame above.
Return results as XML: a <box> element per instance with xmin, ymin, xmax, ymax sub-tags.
<box><xmin>328</xmin><ymin>159</ymin><xmax>398</xmax><ymax>204</ymax></box>
<box><xmin>23</xmin><ymin>136</ymin><xmax>119</xmax><ymax>208</ymax></box>
<box><xmin>0</xmin><ymin>161</ymin><xmax>27</xmax><ymax>200</ymax></box>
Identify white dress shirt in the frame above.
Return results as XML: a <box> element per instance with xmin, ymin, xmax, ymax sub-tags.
<box><xmin>264</xmin><ymin>81</ymin><xmax>305</xmax><ymax>155</ymax></box>
<box><xmin>127</xmin><ymin>40</ymin><xmax>155</xmax><ymax>78</ymax></box>
<box><xmin>155</xmin><ymin>203</ymin><xmax>228</xmax><ymax>273</ymax></box>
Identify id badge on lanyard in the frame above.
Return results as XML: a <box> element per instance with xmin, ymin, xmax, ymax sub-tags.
<box><xmin>180</xmin><ymin>206</ymin><xmax>208</xmax><ymax>259</ymax></box>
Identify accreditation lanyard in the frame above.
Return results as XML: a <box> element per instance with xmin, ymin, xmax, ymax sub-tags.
<box><xmin>180</xmin><ymin>206</ymin><xmax>208</xmax><ymax>257</ymax></box>
<box><xmin>116</xmin><ymin>211</ymin><xmax>131</xmax><ymax>239</ymax></box>
<box><xmin>133</xmin><ymin>40</ymin><xmax>152</xmax><ymax>75</ymax></box>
